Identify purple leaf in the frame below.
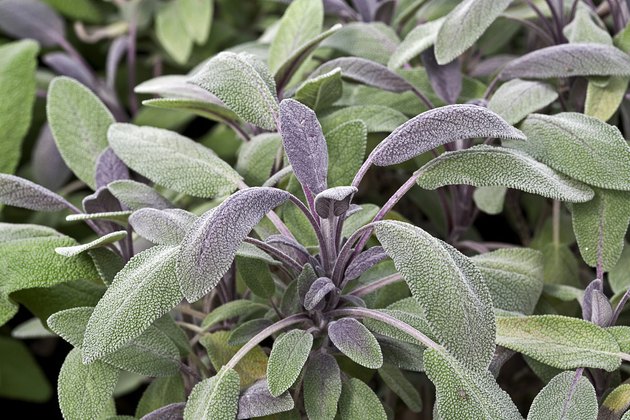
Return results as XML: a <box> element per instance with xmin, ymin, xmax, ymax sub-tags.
<box><xmin>83</xmin><ymin>187</ymin><xmax>122</xmax><ymax>215</ymax></box>
<box><xmin>304</xmin><ymin>277</ymin><xmax>336</xmax><ymax>310</ymax></box>
<box><xmin>108</xmin><ymin>180</ymin><xmax>172</xmax><ymax>211</ymax></box>
<box><xmin>31</xmin><ymin>124</ymin><xmax>71</xmax><ymax>190</ymax></box>
<box><xmin>344</xmin><ymin>246</ymin><xmax>388</xmax><ymax>281</ymax></box>
<box><xmin>328</xmin><ymin>317</ymin><xmax>383</xmax><ymax>369</ymax></box>
<box><xmin>140</xmin><ymin>402</ymin><xmax>185</xmax><ymax>420</ymax></box>
<box><xmin>581</xmin><ymin>279</ymin><xmax>613</xmax><ymax>326</ymax></box>
<box><xmin>421</xmin><ymin>47</ymin><xmax>462</xmax><ymax>105</ymax></box>
<box><xmin>43</xmin><ymin>52</ymin><xmax>96</xmax><ymax>90</ymax></box>
<box><xmin>237</xmin><ymin>380</ymin><xmax>294</xmax><ymax>419</ymax></box>
<box><xmin>0</xmin><ymin>173</ymin><xmax>70</xmax><ymax>211</ymax></box>
<box><xmin>323</xmin><ymin>0</ymin><xmax>359</xmax><ymax>19</ymax></box>
<box><xmin>130</xmin><ymin>208</ymin><xmax>197</xmax><ymax>246</ymax></box>
<box><xmin>371</xmin><ymin>104</ymin><xmax>526</xmax><ymax>166</ymax></box>
<box><xmin>95</xmin><ymin>148</ymin><xmax>130</xmax><ymax>189</ymax></box>
<box><xmin>266</xmin><ymin>234</ymin><xmax>310</xmax><ymax>263</ymax></box>
<box><xmin>501</xmin><ymin>44</ymin><xmax>630</xmax><ymax>80</ymax></box>
<box><xmin>0</xmin><ymin>0</ymin><xmax>65</xmax><ymax>46</ymax></box>
<box><xmin>279</xmin><ymin>99</ymin><xmax>328</xmax><ymax>194</ymax></box>
<box><xmin>177</xmin><ymin>187</ymin><xmax>290</xmax><ymax>302</ymax></box>
<box><xmin>106</xmin><ymin>36</ymin><xmax>128</xmax><ymax>89</ymax></box>
<box><xmin>297</xmin><ymin>264</ymin><xmax>319</xmax><ymax>306</ymax></box>
<box><xmin>314</xmin><ymin>186</ymin><xmax>358</xmax><ymax>218</ymax></box>
<box><xmin>374</xmin><ymin>0</ymin><xmax>395</xmax><ymax>23</ymax></box>
<box><xmin>351</xmin><ymin>0</ymin><xmax>378</xmax><ymax>21</ymax></box>
<box><xmin>311</xmin><ymin>57</ymin><xmax>412</xmax><ymax>92</ymax></box>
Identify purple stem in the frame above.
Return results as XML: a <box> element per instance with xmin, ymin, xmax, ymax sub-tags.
<box><xmin>350</xmin><ymin>273</ymin><xmax>403</xmax><ymax>297</ymax></box>
<box><xmin>243</xmin><ymin>237</ymin><xmax>303</xmax><ymax>272</ymax></box>
<box><xmin>560</xmin><ymin>368</ymin><xmax>584</xmax><ymax>420</ymax></box>
<box><xmin>127</xmin><ymin>10</ymin><xmax>138</xmax><ymax>116</ymax></box>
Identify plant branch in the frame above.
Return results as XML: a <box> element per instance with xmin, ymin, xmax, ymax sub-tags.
<box><xmin>244</xmin><ymin>237</ymin><xmax>303</xmax><ymax>272</ymax></box>
<box><xmin>350</xmin><ymin>273</ymin><xmax>403</xmax><ymax>297</ymax></box>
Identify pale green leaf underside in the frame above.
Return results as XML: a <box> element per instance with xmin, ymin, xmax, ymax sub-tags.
<box><xmin>142</xmin><ymin>98</ymin><xmax>238</xmax><ymax>125</ymax></box>
<box><xmin>488</xmin><ymin>79</ymin><xmax>558</xmax><ymax>125</ymax></box>
<box><xmin>527</xmin><ymin>371</ymin><xmax>597</xmax><ymax>420</ymax></box>
<box><xmin>473</xmin><ymin>186</ymin><xmax>507</xmax><ymax>215</ymax></box>
<box><xmin>55</xmin><ymin>231</ymin><xmax>127</xmax><ymax>257</ymax></box>
<box><xmin>388</xmin><ymin>18</ymin><xmax>444</xmax><ymax>69</ymax></box>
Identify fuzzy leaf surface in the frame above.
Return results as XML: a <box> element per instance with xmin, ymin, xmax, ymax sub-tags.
<box><xmin>108</xmin><ymin>180</ymin><xmax>172</xmax><ymax>210</ymax></box>
<box><xmin>55</xmin><ymin>231</ymin><xmax>127</xmax><ymax>257</ymax></box>
<box><xmin>294</xmin><ymin>68</ymin><xmax>343</xmax><ymax>111</ymax></box>
<box><xmin>130</xmin><ymin>209</ymin><xmax>196</xmax><ymax>246</ymax></box>
<box><xmin>388</xmin><ymin>18</ymin><xmax>443</xmax><ymax>69</ymax></box>
<box><xmin>0</xmin><ymin>0</ymin><xmax>64</xmax><ymax>46</ymax></box>
<box><xmin>311</xmin><ymin>57</ymin><xmax>412</xmax><ymax>92</ymax></box>
<box><xmin>0</xmin><ymin>174</ymin><xmax>69</xmax><ymax>211</ymax></box>
<box><xmin>337</xmin><ymin>378</ymin><xmax>387</xmax><ymax>420</ymax></box>
<box><xmin>328</xmin><ymin>317</ymin><xmax>383</xmax><ymax>369</ymax></box>
<box><xmin>237</xmin><ymin>379</ymin><xmax>294</xmax><ymax>419</ymax></box>
<box><xmin>303</xmin><ymin>352</ymin><xmax>341</xmax><ymax>420</ymax></box>
<box><xmin>267</xmin><ymin>330</ymin><xmax>313</xmax><ymax>397</ymax></box>
<box><xmin>527</xmin><ymin>371</ymin><xmax>597</xmax><ymax>420</ymax></box>
<box><xmin>488</xmin><ymin>79</ymin><xmax>558</xmax><ymax>125</ymax></box>
<box><xmin>183</xmin><ymin>367</ymin><xmax>240</xmax><ymax>420</ymax></box>
<box><xmin>326</xmin><ymin>120</ymin><xmax>367</xmax><ymax>187</ymax></box>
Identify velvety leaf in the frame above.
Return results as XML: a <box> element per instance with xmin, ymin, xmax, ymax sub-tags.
<box><xmin>473</xmin><ymin>186</ymin><xmax>507</xmax><ymax>215</ymax></box>
<box><xmin>201</xmin><ymin>300</ymin><xmax>269</xmax><ymax>329</ymax></box>
<box><xmin>55</xmin><ymin>230</ymin><xmax>127</xmax><ymax>257</ymax></box>
<box><xmin>183</xmin><ymin>367</ymin><xmax>240</xmax><ymax>420</ymax></box>
<box><xmin>337</xmin><ymin>378</ymin><xmax>387</xmax><ymax>420</ymax></box>
<box><xmin>495</xmin><ymin>315</ymin><xmax>623</xmax><ymax>371</ymax></box>
<box><xmin>328</xmin><ymin>317</ymin><xmax>383</xmax><ymax>369</ymax></box>
<box><xmin>314</xmin><ymin>186</ymin><xmax>357</xmax><ymax>218</ymax></box>
<box><xmin>375</xmin><ymin>220</ymin><xmax>496</xmax><ymax>372</ymax></box>
<box><xmin>424</xmin><ymin>349</ymin><xmax>523</xmax><ymax>419</ymax></box>
<box><xmin>136</xmin><ymin>376</ymin><xmax>185</xmax><ymax>418</ymax></box>
<box><xmin>472</xmin><ymin>248</ymin><xmax>544</xmax><ymax>315</ymax></box>
<box><xmin>178</xmin><ymin>0</ymin><xmax>213</xmax><ymax>45</ymax></box>
<box><xmin>58</xmin><ymin>348</ymin><xmax>119</xmax><ymax>420</ymax></box>
<box><xmin>0</xmin><ymin>174</ymin><xmax>70</xmax><ymax>211</ymax></box>
<box><xmin>388</xmin><ymin>18</ymin><xmax>444</xmax><ymax>69</ymax></box>
<box><xmin>135</xmin><ymin>75</ymin><xmax>215</xmax><ymax>101</ymax></box>
<box><xmin>0</xmin><ymin>0</ymin><xmax>65</xmax><ymax>46</ymax></box>
<box><xmin>541</xmin><ymin>243</ymin><xmax>580</xmax><ymax>286</ymax></box>
<box><xmin>267</xmin><ymin>329</ymin><xmax>313</xmax><ymax>397</ymax></box>
<box><xmin>189</xmin><ymin>52</ymin><xmax>279</xmax><ymax>130</ymax></box>
<box><xmin>371</xmin><ymin>104</ymin><xmax>525</xmax><ymax>166</ymax></box>
<box><xmin>598</xmin><ymin>383</ymin><xmax>630</xmax><ymax>419</ymax></box>
<box><xmin>303</xmin><ymin>352</ymin><xmax>341</xmax><ymax>420</ymax></box>
<box><xmin>237</xmin><ymin>379</ymin><xmax>294</xmax><ymax>419</ymax></box>
<box><xmin>155</xmin><ymin>1</ymin><xmax>193</xmax><ymax>64</ymax></box>
<box><xmin>236</xmin><ymin>254</ymin><xmax>276</xmax><ymax>299</ymax></box>
<box><xmin>294</xmin><ymin>68</ymin><xmax>343</xmax><ymax>111</ymax></box>
<box><xmin>488</xmin><ymin>79</ymin><xmax>558</xmax><ymax>125</ymax></box>
<box><xmin>235</xmin><ymin>133</ymin><xmax>282</xmax><ymax>186</ymax></box>
<box><xmin>527</xmin><ymin>371</ymin><xmax>597</xmax><ymax>420</ymax></box>
<box><xmin>512</xmin><ymin>112</ymin><xmax>630</xmax><ymax>191</ymax></box>
<box><xmin>563</xmin><ymin>4</ymin><xmax>611</xmax><ymax>45</ymax></box>
<box><xmin>321</xmin><ymin>22</ymin><xmax>399</xmax><ymax>65</ymax></box>
<box><xmin>177</xmin><ymin>187</ymin><xmax>290</xmax><ymax>302</ymax></box>
<box><xmin>0</xmin><ymin>336</ymin><xmax>51</xmax><ymax>402</ymax></box>
<box><xmin>142</xmin><ymin>97</ymin><xmax>239</xmax><ymax>126</ymax></box>
<box><xmin>95</xmin><ymin>148</ymin><xmax>129</xmax><ymax>189</ymax></box>
<box><xmin>228</xmin><ymin>319</ymin><xmax>274</xmax><ymax>346</ymax></box>
<box><xmin>141</xmin><ymin>403</ymin><xmax>185</xmax><ymax>420</ymax></box>
<box><xmin>377</xmin><ymin>334</ymin><xmax>425</xmax><ymax>372</ymax></box>
<box><xmin>435</xmin><ymin>0</ymin><xmax>512</xmax><ymax>64</ymax></box>
<box><xmin>304</xmin><ymin>277</ymin><xmax>336</xmax><ymax>310</ymax></box>
<box><xmin>43</xmin><ymin>52</ymin><xmax>95</xmax><ymax>90</ymax></box>
<box><xmin>320</xmin><ymin>105</ymin><xmax>407</xmax><ymax>134</ymax></box>
<box><xmin>48</xmin><ymin>77</ymin><xmax>115</xmax><ymax>189</ymax></box>
<box><xmin>82</xmin><ymin>245</ymin><xmax>183</xmax><ymax>363</ymax></box>
<box><xmin>318</xmin><ymin>121</ymin><xmax>365</xmax><ymax>190</ymax></box>
<box><xmin>572</xmin><ymin>188</ymin><xmax>630</xmax><ymax>270</ymax></box>
<box><xmin>421</xmin><ymin>46</ymin><xmax>462</xmax><ymax>104</ymax></box>
<box><xmin>279</xmin><ymin>99</ymin><xmax>328</xmax><ymax>194</ymax></box>
<box><xmin>582</xmin><ymin>280</ymin><xmax>613</xmax><ymax>326</ymax></box>
<box><xmin>130</xmin><ymin>208</ymin><xmax>196</xmax><ymax>246</ymax></box>
<box><xmin>311</xmin><ymin>57</ymin><xmax>412</xmax><ymax>92</ymax></box>
<box><xmin>610</xmin><ymin>244</ymin><xmax>630</xmax><ymax>294</ymax></box>
<box><xmin>0</xmin><ymin>40</ymin><xmax>38</xmax><ymax>174</ymax></box>
<box><xmin>32</xmin><ymin>123</ymin><xmax>71</xmax><ymax>190</ymax></box>
<box><xmin>416</xmin><ymin>146</ymin><xmax>595</xmax><ymax>202</ymax></box>
<box><xmin>108</xmin><ymin>123</ymin><xmax>240</xmax><ymax>198</ymax></box>
<box><xmin>378</xmin><ymin>364</ymin><xmax>422</xmax><ymax>412</ymax></box>
<box><xmin>501</xmin><ymin>44</ymin><xmax>630</xmax><ymax>80</ymax></box>
<box><xmin>585</xmin><ymin>76</ymin><xmax>629</xmax><ymax>122</ymax></box>
<box><xmin>108</xmin><ymin>180</ymin><xmax>172</xmax><ymax>210</ymax></box>
<box><xmin>345</xmin><ymin>246</ymin><xmax>388</xmax><ymax>282</ymax></box>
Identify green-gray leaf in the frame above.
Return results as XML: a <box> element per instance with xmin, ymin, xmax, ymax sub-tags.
<box><xmin>142</xmin><ymin>98</ymin><xmax>238</xmax><ymax>126</ymax></box>
<box><xmin>375</xmin><ymin>220</ymin><xmax>495</xmax><ymax>373</ymax></box>
<box><xmin>337</xmin><ymin>378</ymin><xmax>387</xmax><ymax>420</ymax></box>
<box><xmin>496</xmin><ymin>315</ymin><xmax>624</xmax><ymax>371</ymax></box>
<box><xmin>235</xmin><ymin>133</ymin><xmax>282</xmax><ymax>186</ymax></box>
<box><xmin>319</xmin><ymin>105</ymin><xmax>407</xmax><ymax>134</ymax></box>
<box><xmin>55</xmin><ymin>231</ymin><xmax>127</xmax><ymax>257</ymax></box>
<box><xmin>108</xmin><ymin>123</ymin><xmax>240</xmax><ymax>198</ymax></box>
<box><xmin>179</xmin><ymin>0</ymin><xmax>213</xmax><ymax>45</ymax></box>
<box><xmin>527</xmin><ymin>371</ymin><xmax>597</xmax><ymax>420</ymax></box>
<box><xmin>328</xmin><ymin>317</ymin><xmax>383</xmax><ymax>369</ymax></box>
<box><xmin>488</xmin><ymin>79</ymin><xmax>558</xmax><ymax>125</ymax></box>
<box><xmin>155</xmin><ymin>1</ymin><xmax>193</xmax><ymax>64</ymax></box>
<box><xmin>107</xmin><ymin>180</ymin><xmax>172</xmax><ymax>210</ymax></box>
<box><xmin>294</xmin><ymin>68</ymin><xmax>343</xmax><ymax>111</ymax></box>
<box><xmin>183</xmin><ymin>367</ymin><xmax>240</xmax><ymax>420</ymax></box>
<box><xmin>267</xmin><ymin>330</ymin><xmax>313</xmax><ymax>397</ymax></box>
<box><xmin>201</xmin><ymin>300</ymin><xmax>269</xmax><ymax>329</ymax></box>
<box><xmin>321</xmin><ymin>22</ymin><xmax>399</xmax><ymax>65</ymax></box>
<box><xmin>136</xmin><ymin>375</ymin><xmax>185</xmax><ymax>418</ymax></box>
<box><xmin>388</xmin><ymin>18</ymin><xmax>444</xmax><ymax>69</ymax></box>
<box><xmin>378</xmin><ymin>364</ymin><xmax>423</xmax><ymax>413</ymax></box>
<box><xmin>0</xmin><ymin>336</ymin><xmax>51</xmax><ymax>402</ymax></box>
<box><xmin>48</xmin><ymin>76</ymin><xmax>114</xmax><ymax>189</ymax></box>
<box><xmin>473</xmin><ymin>186</ymin><xmax>507</xmax><ymax>215</ymax></box>
<box><xmin>303</xmin><ymin>352</ymin><xmax>341</xmax><ymax>420</ymax></box>
<box><xmin>326</xmin><ymin>120</ymin><xmax>367</xmax><ymax>187</ymax></box>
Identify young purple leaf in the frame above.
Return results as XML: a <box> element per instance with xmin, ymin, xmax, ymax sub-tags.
<box><xmin>351</xmin><ymin>0</ymin><xmax>377</xmax><ymax>21</ymax></box>
<box><xmin>83</xmin><ymin>187</ymin><xmax>122</xmax><ymax>215</ymax></box>
<box><xmin>328</xmin><ymin>317</ymin><xmax>383</xmax><ymax>369</ymax></box>
<box><xmin>297</xmin><ymin>264</ymin><xmax>319</xmax><ymax>306</ymax></box>
<box><xmin>130</xmin><ymin>208</ymin><xmax>197</xmax><ymax>246</ymax></box>
<box><xmin>95</xmin><ymin>148</ymin><xmax>129</xmax><ymax>189</ymax></box>
<box><xmin>303</xmin><ymin>352</ymin><xmax>342</xmax><ymax>420</ymax></box>
<box><xmin>108</xmin><ymin>180</ymin><xmax>172</xmax><ymax>211</ymax></box>
<box><xmin>0</xmin><ymin>173</ymin><xmax>70</xmax><ymax>211</ymax></box>
<box><xmin>582</xmin><ymin>279</ymin><xmax>613</xmax><ymax>327</ymax></box>
<box><xmin>177</xmin><ymin>187</ymin><xmax>290</xmax><ymax>302</ymax></box>
<box><xmin>344</xmin><ymin>246</ymin><xmax>388</xmax><ymax>281</ymax></box>
<box><xmin>0</xmin><ymin>0</ymin><xmax>65</xmax><ymax>47</ymax></box>
<box><xmin>304</xmin><ymin>277</ymin><xmax>336</xmax><ymax>310</ymax></box>
<box><xmin>237</xmin><ymin>380</ymin><xmax>294</xmax><ymax>419</ymax></box>
<box><xmin>279</xmin><ymin>99</ymin><xmax>328</xmax><ymax>194</ymax></box>
<box><xmin>421</xmin><ymin>47</ymin><xmax>462</xmax><ymax>104</ymax></box>
<box><xmin>311</xmin><ymin>57</ymin><xmax>413</xmax><ymax>92</ymax></box>
<box><xmin>314</xmin><ymin>186</ymin><xmax>357</xmax><ymax>218</ymax></box>
<box><xmin>371</xmin><ymin>104</ymin><xmax>525</xmax><ymax>166</ymax></box>
<box><xmin>43</xmin><ymin>52</ymin><xmax>96</xmax><ymax>90</ymax></box>
<box><xmin>32</xmin><ymin>124</ymin><xmax>71</xmax><ymax>191</ymax></box>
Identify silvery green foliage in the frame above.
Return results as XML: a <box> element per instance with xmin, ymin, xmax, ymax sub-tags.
<box><xmin>294</xmin><ymin>68</ymin><xmax>343</xmax><ymax>111</ymax></box>
<box><xmin>527</xmin><ymin>371</ymin><xmax>598</xmax><ymax>420</ymax></box>
<box><xmin>303</xmin><ymin>352</ymin><xmax>342</xmax><ymax>420</ymax></box>
<box><xmin>378</xmin><ymin>364</ymin><xmax>422</xmax><ymax>412</ymax></box>
<box><xmin>0</xmin><ymin>174</ymin><xmax>70</xmax><ymax>211</ymax></box>
<box><xmin>328</xmin><ymin>317</ymin><xmax>383</xmax><ymax>369</ymax></box>
<box><xmin>55</xmin><ymin>230</ymin><xmax>127</xmax><ymax>257</ymax></box>
<box><xmin>337</xmin><ymin>377</ymin><xmax>387</xmax><ymax>420</ymax></box>
<box><xmin>388</xmin><ymin>18</ymin><xmax>444</xmax><ymax>69</ymax></box>
<box><xmin>311</xmin><ymin>57</ymin><xmax>412</xmax><ymax>92</ymax></box>
<box><xmin>237</xmin><ymin>379</ymin><xmax>294</xmax><ymax>419</ymax></box>
<box><xmin>184</xmin><ymin>367</ymin><xmax>240</xmax><ymax>420</ymax></box>
<box><xmin>129</xmin><ymin>209</ymin><xmax>197</xmax><ymax>246</ymax></box>
<box><xmin>201</xmin><ymin>300</ymin><xmax>269</xmax><ymax>329</ymax></box>
<box><xmin>321</xmin><ymin>22</ymin><xmax>399</xmax><ymax>65</ymax></box>
<box><xmin>107</xmin><ymin>180</ymin><xmax>172</xmax><ymax>210</ymax></box>
<box><xmin>267</xmin><ymin>330</ymin><xmax>313</xmax><ymax>397</ymax></box>
<box><xmin>488</xmin><ymin>79</ymin><xmax>559</xmax><ymax>125</ymax></box>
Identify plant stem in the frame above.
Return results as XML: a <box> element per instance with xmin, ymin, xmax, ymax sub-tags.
<box><xmin>126</xmin><ymin>7</ymin><xmax>138</xmax><ymax>116</ymax></box>
<box><xmin>244</xmin><ymin>237</ymin><xmax>303</xmax><ymax>272</ymax></box>
<box><xmin>350</xmin><ymin>273</ymin><xmax>403</xmax><ymax>297</ymax></box>
<box><xmin>552</xmin><ymin>200</ymin><xmax>561</xmax><ymax>246</ymax></box>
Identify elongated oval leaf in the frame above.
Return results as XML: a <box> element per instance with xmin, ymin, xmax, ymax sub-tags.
<box><xmin>303</xmin><ymin>352</ymin><xmax>341</xmax><ymax>420</ymax></box>
<box><xmin>388</xmin><ymin>18</ymin><xmax>443</xmax><ymax>69</ymax></box>
<box><xmin>311</xmin><ymin>57</ymin><xmax>412</xmax><ymax>92</ymax></box>
<box><xmin>337</xmin><ymin>378</ymin><xmax>387</xmax><ymax>420</ymax></box>
<box><xmin>142</xmin><ymin>98</ymin><xmax>239</xmax><ymax>125</ymax></box>
<box><xmin>326</xmin><ymin>120</ymin><xmax>367</xmax><ymax>187</ymax></box>
<box><xmin>424</xmin><ymin>349</ymin><xmax>522</xmax><ymax>420</ymax></box>
<box><xmin>422</xmin><ymin>46</ymin><xmax>462</xmax><ymax>104</ymax></box>
<box><xmin>371</xmin><ymin>104</ymin><xmax>525</xmax><ymax>166</ymax></box>
<box><xmin>237</xmin><ymin>379</ymin><xmax>294</xmax><ymax>419</ymax></box>
<box><xmin>82</xmin><ymin>245</ymin><xmax>183</xmax><ymax>363</ymax></box>
<box><xmin>496</xmin><ymin>315</ymin><xmax>623</xmax><ymax>371</ymax></box>
<box><xmin>201</xmin><ymin>300</ymin><xmax>269</xmax><ymax>329</ymax></box>
<box><xmin>178</xmin><ymin>187</ymin><xmax>290</xmax><ymax>302</ymax></box>
<box><xmin>416</xmin><ymin>145</ymin><xmax>595</xmax><ymax>202</ymax></box>
<box><xmin>141</xmin><ymin>402</ymin><xmax>185</xmax><ymax>420</ymax></box>
<box><xmin>321</xmin><ymin>22</ymin><xmax>399</xmax><ymax>65</ymax></box>
<box><xmin>328</xmin><ymin>317</ymin><xmax>383</xmax><ymax>369</ymax></box>
<box><xmin>279</xmin><ymin>99</ymin><xmax>328</xmax><ymax>194</ymax></box>
<box><xmin>48</xmin><ymin>77</ymin><xmax>115</xmax><ymax>190</ymax></box>
<box><xmin>235</xmin><ymin>133</ymin><xmax>282</xmax><ymax>186</ymax></box>
<box><xmin>314</xmin><ymin>186</ymin><xmax>357</xmax><ymax>218</ymax></box>
<box><xmin>135</xmin><ymin>376</ymin><xmax>185</xmax><ymax>418</ymax></box>
<box><xmin>375</xmin><ymin>220</ymin><xmax>495</xmax><ymax>372</ymax></box>
<box><xmin>183</xmin><ymin>367</ymin><xmax>240</xmax><ymax>420</ymax></box>
<box><xmin>294</xmin><ymin>68</ymin><xmax>343</xmax><ymax>111</ymax></box>
<box><xmin>0</xmin><ymin>0</ymin><xmax>65</xmax><ymax>47</ymax></box>
<box><xmin>95</xmin><ymin>147</ymin><xmax>129</xmax><ymax>189</ymax></box>
<box><xmin>189</xmin><ymin>52</ymin><xmax>279</xmax><ymax>130</ymax></box>
<box><xmin>0</xmin><ymin>174</ymin><xmax>70</xmax><ymax>211</ymax></box>
<box><xmin>304</xmin><ymin>277</ymin><xmax>336</xmax><ymax>310</ymax></box>
<box><xmin>511</xmin><ymin>112</ymin><xmax>630</xmax><ymax>191</ymax></box>
<box><xmin>135</xmin><ymin>75</ymin><xmax>214</xmax><ymax>101</ymax></box>
<box><xmin>345</xmin><ymin>246</ymin><xmax>387</xmax><ymax>281</ymax></box>
<box><xmin>488</xmin><ymin>79</ymin><xmax>559</xmax><ymax>125</ymax></box>
<box><xmin>527</xmin><ymin>371</ymin><xmax>597</xmax><ymax>420</ymax></box>
<box><xmin>267</xmin><ymin>329</ymin><xmax>313</xmax><ymax>397</ymax></box>
<box><xmin>55</xmin><ymin>231</ymin><xmax>127</xmax><ymax>257</ymax></box>
<box><xmin>108</xmin><ymin>180</ymin><xmax>172</xmax><ymax>210</ymax></box>
<box><xmin>130</xmin><ymin>208</ymin><xmax>197</xmax><ymax>246</ymax></box>
<box><xmin>501</xmin><ymin>44</ymin><xmax>630</xmax><ymax>80</ymax></box>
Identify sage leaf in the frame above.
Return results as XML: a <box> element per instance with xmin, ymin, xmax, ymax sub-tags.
<box><xmin>371</xmin><ymin>104</ymin><xmax>525</xmax><ymax>166</ymax></box>
<box><xmin>58</xmin><ymin>348</ymin><xmax>119</xmax><ymax>420</ymax></box>
<box><xmin>135</xmin><ymin>75</ymin><xmax>215</xmax><ymax>101</ymax></box>
<box><xmin>55</xmin><ymin>231</ymin><xmax>127</xmax><ymax>257</ymax></box>
<box><xmin>610</xmin><ymin>244</ymin><xmax>630</xmax><ymax>294</ymax></box>
<box><xmin>322</xmin><ymin>22</ymin><xmax>399</xmax><ymax>65</ymax></box>
<box><xmin>108</xmin><ymin>123</ymin><xmax>240</xmax><ymax>198</ymax></box>
<box><xmin>314</xmin><ymin>186</ymin><xmax>357</xmax><ymax>218</ymax></box>
<box><xmin>0</xmin><ymin>336</ymin><xmax>51</xmax><ymax>402</ymax></box>
<box><xmin>237</xmin><ymin>379</ymin><xmax>294</xmax><ymax>419</ymax></box>
<box><xmin>178</xmin><ymin>187</ymin><xmax>290</xmax><ymax>302</ymax></box>
<box><xmin>496</xmin><ymin>315</ymin><xmax>623</xmax><ymax>371</ymax></box>
<box><xmin>189</xmin><ymin>52</ymin><xmax>279</xmax><ymax>130</ymax></box>
<box><xmin>0</xmin><ymin>174</ymin><xmax>70</xmax><ymax>211</ymax></box>
<box><xmin>142</xmin><ymin>97</ymin><xmax>239</xmax><ymax>126</ymax></box>
<box><xmin>424</xmin><ymin>349</ymin><xmax>522</xmax><ymax>420</ymax></box>
<box><xmin>527</xmin><ymin>371</ymin><xmax>597</xmax><ymax>420</ymax></box>
<box><xmin>183</xmin><ymin>367</ymin><xmax>240</xmax><ymax>420</ymax></box>
<box><xmin>235</xmin><ymin>133</ymin><xmax>282</xmax><ymax>186</ymax></box>
<box><xmin>107</xmin><ymin>180</ymin><xmax>172</xmax><ymax>210</ymax></box>
<box><xmin>304</xmin><ymin>277</ymin><xmax>336</xmax><ymax>310</ymax></box>
<box><xmin>294</xmin><ymin>68</ymin><xmax>343</xmax><ymax>111</ymax></box>
<box><xmin>0</xmin><ymin>40</ymin><xmax>38</xmax><ymax>174</ymax></box>
<box><xmin>130</xmin><ymin>208</ymin><xmax>197</xmax><ymax>246</ymax></box>
<box><xmin>178</xmin><ymin>0</ymin><xmax>213</xmax><ymax>45</ymax></box>
<box><xmin>155</xmin><ymin>1</ymin><xmax>193</xmax><ymax>64</ymax></box>
<box><xmin>267</xmin><ymin>329</ymin><xmax>313</xmax><ymax>397</ymax></box>
<box><xmin>435</xmin><ymin>0</ymin><xmax>513</xmax><ymax>64</ymax></box>
<box><xmin>563</xmin><ymin>4</ymin><xmax>611</xmax><ymax>45</ymax></box>
<box><xmin>228</xmin><ymin>319</ymin><xmax>274</xmax><ymax>347</ymax></box>
<box><xmin>416</xmin><ymin>146</ymin><xmax>595</xmax><ymax>203</ymax></box>
<box><xmin>303</xmin><ymin>352</ymin><xmax>341</xmax><ymax>420</ymax></box>
<box><xmin>320</xmin><ymin>104</ymin><xmax>407</xmax><ymax>134</ymax></box>
<box><xmin>388</xmin><ymin>18</ymin><xmax>444</xmax><ymax>69</ymax></box>
<box><xmin>473</xmin><ymin>186</ymin><xmax>507</xmax><ymax>215</ymax></box>
<box><xmin>135</xmin><ymin>376</ymin><xmax>185</xmax><ymax>418</ymax></box>
<box><xmin>328</xmin><ymin>317</ymin><xmax>383</xmax><ymax>369</ymax></box>
<box><xmin>66</xmin><ymin>210</ymin><xmax>132</xmax><ymax>224</ymax></box>
<box><xmin>375</xmin><ymin>220</ymin><xmax>495</xmax><ymax>372</ymax></box>
<box><xmin>95</xmin><ymin>148</ymin><xmax>129</xmax><ymax>189</ymax></box>
<box><xmin>488</xmin><ymin>79</ymin><xmax>558</xmax><ymax>125</ymax></box>
<box><xmin>421</xmin><ymin>46</ymin><xmax>462</xmax><ymax>104</ymax></box>
<box><xmin>82</xmin><ymin>245</ymin><xmax>183</xmax><ymax>363</ymax></box>
<box><xmin>201</xmin><ymin>300</ymin><xmax>269</xmax><ymax>329</ymax></box>
<box><xmin>378</xmin><ymin>364</ymin><xmax>422</xmax><ymax>412</ymax></box>
<box><xmin>311</xmin><ymin>57</ymin><xmax>412</xmax><ymax>92</ymax></box>
<box><xmin>141</xmin><ymin>403</ymin><xmax>185</xmax><ymax>420</ymax></box>
<box><xmin>32</xmin><ymin>123</ymin><xmax>71</xmax><ymax>190</ymax></box>
<box><xmin>598</xmin><ymin>383</ymin><xmax>630</xmax><ymax>420</ymax></box>
<box><xmin>0</xmin><ymin>0</ymin><xmax>65</xmax><ymax>47</ymax></box>
<box><xmin>501</xmin><ymin>44</ymin><xmax>630</xmax><ymax>80</ymax></box>
<box><xmin>337</xmin><ymin>377</ymin><xmax>387</xmax><ymax>420</ymax></box>
<box><xmin>512</xmin><ymin>112</ymin><xmax>630</xmax><ymax>191</ymax></box>
<box><xmin>326</xmin><ymin>120</ymin><xmax>367</xmax><ymax>187</ymax></box>
<box><xmin>585</xmin><ymin>76</ymin><xmax>629</xmax><ymax>122</ymax></box>
<box><xmin>345</xmin><ymin>246</ymin><xmax>388</xmax><ymax>281</ymax></box>
<box><xmin>48</xmin><ymin>77</ymin><xmax>115</xmax><ymax>190</ymax></box>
